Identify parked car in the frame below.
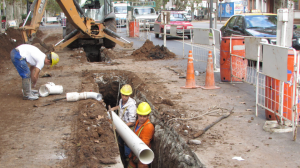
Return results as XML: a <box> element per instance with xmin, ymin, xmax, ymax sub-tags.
<box><xmin>155</xmin><ymin>11</ymin><xmax>193</xmax><ymax>39</ymax></box>
<box><xmin>185</xmin><ymin>13</ymin><xmax>192</xmax><ymax>22</ymax></box>
<box><xmin>220</xmin><ymin>13</ymin><xmax>300</xmax><ymax>50</ymax></box>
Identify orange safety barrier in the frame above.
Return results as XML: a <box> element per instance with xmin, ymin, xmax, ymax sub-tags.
<box><xmin>129</xmin><ymin>21</ymin><xmax>139</xmax><ymax>37</ymax></box>
<box><xmin>181</xmin><ymin>50</ymin><xmax>201</xmax><ymax>89</ymax></box>
<box><xmin>265</xmin><ymin>50</ymin><xmax>300</xmax><ymax>121</ymax></box>
<box><xmin>220</xmin><ymin>37</ymin><xmax>247</xmax><ymax>82</ymax></box>
<box><xmin>200</xmin><ymin>51</ymin><xmax>220</xmax><ymax>90</ymax></box>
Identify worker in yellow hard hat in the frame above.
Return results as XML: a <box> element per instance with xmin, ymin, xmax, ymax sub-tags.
<box><xmin>10</xmin><ymin>44</ymin><xmax>59</xmax><ymax>100</ymax></box>
<box><xmin>111</xmin><ymin>84</ymin><xmax>137</xmax><ymax>168</ymax></box>
<box><xmin>128</xmin><ymin>102</ymin><xmax>155</xmax><ymax>168</ymax></box>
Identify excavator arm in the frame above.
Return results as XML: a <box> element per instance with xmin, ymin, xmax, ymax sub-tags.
<box><xmin>20</xmin><ymin>0</ymin><xmax>132</xmax><ymax>52</ymax></box>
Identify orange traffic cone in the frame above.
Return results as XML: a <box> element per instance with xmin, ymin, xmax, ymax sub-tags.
<box><xmin>181</xmin><ymin>50</ymin><xmax>201</xmax><ymax>89</ymax></box>
<box><xmin>200</xmin><ymin>51</ymin><xmax>220</xmax><ymax>90</ymax></box>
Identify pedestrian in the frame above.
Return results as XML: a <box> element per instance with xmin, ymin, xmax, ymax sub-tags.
<box><xmin>10</xmin><ymin>44</ymin><xmax>59</xmax><ymax>100</ymax></box>
<box><xmin>128</xmin><ymin>102</ymin><xmax>155</xmax><ymax>168</ymax></box>
<box><xmin>111</xmin><ymin>84</ymin><xmax>137</xmax><ymax>168</ymax></box>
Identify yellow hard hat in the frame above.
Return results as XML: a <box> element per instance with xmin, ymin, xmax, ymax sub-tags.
<box><xmin>50</xmin><ymin>52</ymin><xmax>59</xmax><ymax>67</ymax></box>
<box><xmin>120</xmin><ymin>84</ymin><xmax>132</xmax><ymax>95</ymax></box>
<box><xmin>137</xmin><ymin>102</ymin><xmax>151</xmax><ymax>115</ymax></box>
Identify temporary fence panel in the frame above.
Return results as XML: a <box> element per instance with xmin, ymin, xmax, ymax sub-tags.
<box><xmin>226</xmin><ymin>36</ymin><xmax>300</xmax><ymax>138</ymax></box>
<box><xmin>154</xmin><ymin>23</ymin><xmax>160</xmax><ymax>34</ymax></box>
<box><xmin>224</xmin><ymin>36</ymin><xmax>261</xmax><ymax>85</ymax></box>
<box><xmin>224</xmin><ymin>35</ymin><xmax>300</xmax><ymax>140</ymax></box>
<box><xmin>222</xmin><ymin>36</ymin><xmax>247</xmax><ymax>82</ymax></box>
<box><xmin>212</xmin><ymin>29</ymin><xmax>221</xmax><ymax>71</ymax></box>
<box><xmin>155</xmin><ymin>23</ymin><xmax>186</xmax><ymax>57</ymax></box>
<box><xmin>262</xmin><ymin>44</ymin><xmax>288</xmax><ymax>82</ymax></box>
<box><xmin>226</xmin><ymin>36</ymin><xmax>277</xmax><ymax>86</ymax></box>
<box><xmin>191</xmin><ymin>28</ymin><xmax>220</xmax><ymax>72</ymax></box>
<box><xmin>138</xmin><ymin>20</ymin><xmax>151</xmax><ymax>41</ymax></box>
<box><xmin>166</xmin><ymin>24</ymin><xmax>185</xmax><ymax>57</ymax></box>
<box><xmin>256</xmin><ymin>45</ymin><xmax>299</xmax><ymax>140</ymax></box>
<box><xmin>170</xmin><ymin>25</ymin><xmax>177</xmax><ymax>36</ymax></box>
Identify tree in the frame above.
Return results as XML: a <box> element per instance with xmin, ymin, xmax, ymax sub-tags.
<box><xmin>45</xmin><ymin>0</ymin><xmax>61</xmax><ymax>16</ymax></box>
<box><xmin>172</xmin><ymin>0</ymin><xmax>202</xmax><ymax>20</ymax></box>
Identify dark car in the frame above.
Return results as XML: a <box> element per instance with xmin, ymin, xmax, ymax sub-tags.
<box><xmin>220</xmin><ymin>13</ymin><xmax>300</xmax><ymax>50</ymax></box>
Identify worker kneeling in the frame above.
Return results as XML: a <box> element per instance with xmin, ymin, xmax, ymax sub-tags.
<box><xmin>128</xmin><ymin>102</ymin><xmax>155</xmax><ymax>168</ymax></box>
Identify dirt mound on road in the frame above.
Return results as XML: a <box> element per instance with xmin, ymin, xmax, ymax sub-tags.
<box><xmin>131</xmin><ymin>39</ymin><xmax>176</xmax><ymax>61</ymax></box>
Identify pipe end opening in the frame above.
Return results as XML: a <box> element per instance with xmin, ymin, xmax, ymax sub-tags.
<box><xmin>39</xmin><ymin>85</ymin><xmax>49</xmax><ymax>97</ymax></box>
<box><xmin>139</xmin><ymin>149</ymin><xmax>154</xmax><ymax>165</ymax></box>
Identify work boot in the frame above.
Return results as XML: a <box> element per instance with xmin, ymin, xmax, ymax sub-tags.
<box><xmin>22</xmin><ymin>78</ymin><xmax>39</xmax><ymax>100</ymax></box>
<box><xmin>32</xmin><ymin>89</ymin><xmax>39</xmax><ymax>97</ymax></box>
<box><xmin>22</xmin><ymin>89</ymin><xmax>39</xmax><ymax>97</ymax></box>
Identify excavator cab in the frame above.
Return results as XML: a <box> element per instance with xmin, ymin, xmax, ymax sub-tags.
<box><xmin>81</xmin><ymin>0</ymin><xmax>104</xmax><ymax>23</ymax></box>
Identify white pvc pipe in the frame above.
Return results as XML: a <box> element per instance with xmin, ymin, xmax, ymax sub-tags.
<box><xmin>39</xmin><ymin>82</ymin><xmax>64</xmax><ymax>97</ymax></box>
<box><xmin>111</xmin><ymin>112</ymin><xmax>154</xmax><ymax>164</ymax></box>
<box><xmin>66</xmin><ymin>92</ymin><xmax>102</xmax><ymax>101</ymax></box>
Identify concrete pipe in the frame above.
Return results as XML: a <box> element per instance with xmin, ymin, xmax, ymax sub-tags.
<box><xmin>111</xmin><ymin>112</ymin><xmax>154</xmax><ymax>164</ymax></box>
<box><xmin>66</xmin><ymin>92</ymin><xmax>102</xmax><ymax>101</ymax></box>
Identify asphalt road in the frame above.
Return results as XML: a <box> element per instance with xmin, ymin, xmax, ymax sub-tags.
<box><xmin>191</xmin><ymin>21</ymin><xmax>224</xmax><ymax>30</ymax></box>
<box><xmin>117</xmin><ymin>27</ymin><xmax>218</xmax><ymax>76</ymax></box>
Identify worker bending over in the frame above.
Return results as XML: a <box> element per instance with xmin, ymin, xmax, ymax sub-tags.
<box><xmin>111</xmin><ymin>84</ymin><xmax>137</xmax><ymax>167</ymax></box>
<box><xmin>128</xmin><ymin>102</ymin><xmax>155</xmax><ymax>168</ymax></box>
<box><xmin>10</xmin><ymin>44</ymin><xmax>59</xmax><ymax>100</ymax></box>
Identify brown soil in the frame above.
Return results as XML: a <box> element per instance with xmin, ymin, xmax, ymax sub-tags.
<box><xmin>0</xmin><ymin>28</ymin><xmax>24</xmax><ymax>61</ymax></box>
<box><xmin>130</xmin><ymin>39</ymin><xmax>176</xmax><ymax>61</ymax></box>
<box><xmin>1</xmin><ymin>27</ymin><xmax>299</xmax><ymax>168</ymax></box>
<box><xmin>43</xmin><ymin>33</ymin><xmax>62</xmax><ymax>44</ymax></box>
<box><xmin>72</xmin><ymin>75</ymin><xmax>119</xmax><ymax>167</ymax></box>
<box><xmin>70</xmin><ymin>48</ymin><xmax>88</xmax><ymax>63</ymax></box>
<box><xmin>101</xmin><ymin>48</ymin><xmax>115</xmax><ymax>62</ymax></box>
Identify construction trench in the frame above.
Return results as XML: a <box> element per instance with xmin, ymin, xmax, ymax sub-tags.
<box><xmin>67</xmin><ymin>44</ymin><xmax>204</xmax><ymax>167</ymax></box>
<box><xmin>0</xmin><ymin>28</ymin><xmax>206</xmax><ymax>167</ymax></box>
<box><xmin>85</xmin><ymin>71</ymin><xmax>205</xmax><ymax>167</ymax></box>
<box><xmin>3</xmin><ymin>27</ymin><xmax>298</xmax><ymax>167</ymax></box>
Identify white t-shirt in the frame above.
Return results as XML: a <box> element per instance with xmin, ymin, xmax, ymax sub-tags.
<box><xmin>118</xmin><ymin>97</ymin><xmax>137</xmax><ymax>123</ymax></box>
<box><xmin>16</xmin><ymin>44</ymin><xmax>46</xmax><ymax>70</ymax></box>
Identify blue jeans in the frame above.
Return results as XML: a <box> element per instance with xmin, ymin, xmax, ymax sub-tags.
<box><xmin>10</xmin><ymin>49</ymin><xmax>30</xmax><ymax>79</ymax></box>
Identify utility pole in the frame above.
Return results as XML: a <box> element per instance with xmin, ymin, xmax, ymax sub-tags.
<box><xmin>215</xmin><ymin>0</ymin><xmax>218</xmax><ymax>29</ymax></box>
<box><xmin>27</xmin><ymin>0</ymin><xmax>29</xmax><ymax>14</ymax></box>
<box><xmin>209</xmin><ymin>0</ymin><xmax>213</xmax><ymax>28</ymax></box>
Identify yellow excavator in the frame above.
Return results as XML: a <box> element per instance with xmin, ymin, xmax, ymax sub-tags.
<box><xmin>20</xmin><ymin>0</ymin><xmax>133</xmax><ymax>61</ymax></box>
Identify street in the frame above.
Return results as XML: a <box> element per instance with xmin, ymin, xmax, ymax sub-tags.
<box><xmin>0</xmin><ymin>24</ymin><xmax>299</xmax><ymax>168</ymax></box>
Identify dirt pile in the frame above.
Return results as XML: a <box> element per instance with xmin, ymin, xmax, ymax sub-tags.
<box><xmin>0</xmin><ymin>28</ymin><xmax>24</xmax><ymax>61</ymax></box>
<box><xmin>63</xmin><ymin>71</ymin><xmax>119</xmax><ymax>167</ymax></box>
<box><xmin>101</xmin><ymin>48</ymin><xmax>115</xmax><ymax>62</ymax></box>
<box><xmin>131</xmin><ymin>39</ymin><xmax>176</xmax><ymax>61</ymax></box>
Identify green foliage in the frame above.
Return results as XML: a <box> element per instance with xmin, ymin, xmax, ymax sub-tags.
<box><xmin>21</xmin><ymin>14</ymin><xmax>31</xmax><ymax>21</ymax></box>
<box><xmin>46</xmin><ymin>0</ymin><xmax>62</xmax><ymax>15</ymax></box>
